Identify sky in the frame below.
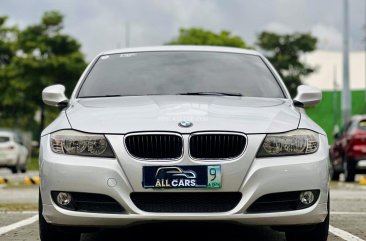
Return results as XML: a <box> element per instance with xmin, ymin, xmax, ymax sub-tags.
<box><xmin>0</xmin><ymin>0</ymin><xmax>365</xmax><ymax>60</ymax></box>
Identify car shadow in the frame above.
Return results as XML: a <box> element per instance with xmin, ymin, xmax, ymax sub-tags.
<box><xmin>81</xmin><ymin>222</ymin><xmax>286</xmax><ymax>241</ymax></box>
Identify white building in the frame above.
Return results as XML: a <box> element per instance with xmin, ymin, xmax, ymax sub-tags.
<box><xmin>303</xmin><ymin>50</ymin><xmax>366</xmax><ymax>91</ymax></box>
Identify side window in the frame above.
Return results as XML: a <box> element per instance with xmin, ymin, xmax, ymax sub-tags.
<box><xmin>344</xmin><ymin>120</ymin><xmax>359</xmax><ymax>134</ymax></box>
<box><xmin>340</xmin><ymin>121</ymin><xmax>352</xmax><ymax>136</ymax></box>
<box><xmin>0</xmin><ymin>136</ymin><xmax>10</xmax><ymax>143</ymax></box>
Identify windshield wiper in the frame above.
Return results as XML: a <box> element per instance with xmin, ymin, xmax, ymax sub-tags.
<box><xmin>178</xmin><ymin>92</ymin><xmax>243</xmax><ymax>97</ymax></box>
<box><xmin>80</xmin><ymin>92</ymin><xmax>243</xmax><ymax>98</ymax></box>
<box><xmin>79</xmin><ymin>94</ymin><xmax>123</xmax><ymax>98</ymax></box>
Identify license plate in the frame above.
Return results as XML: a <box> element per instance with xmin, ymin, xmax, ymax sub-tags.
<box><xmin>143</xmin><ymin>165</ymin><xmax>221</xmax><ymax>189</ymax></box>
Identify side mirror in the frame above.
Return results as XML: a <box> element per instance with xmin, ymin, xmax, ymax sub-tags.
<box><xmin>42</xmin><ymin>84</ymin><xmax>69</xmax><ymax>108</ymax></box>
<box><xmin>293</xmin><ymin>85</ymin><xmax>322</xmax><ymax>108</ymax></box>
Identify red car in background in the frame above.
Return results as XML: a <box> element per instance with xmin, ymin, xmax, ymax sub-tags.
<box><xmin>330</xmin><ymin>115</ymin><xmax>366</xmax><ymax>182</ymax></box>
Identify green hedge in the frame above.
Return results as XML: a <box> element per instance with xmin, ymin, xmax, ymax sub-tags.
<box><xmin>306</xmin><ymin>90</ymin><xmax>366</xmax><ymax>144</ymax></box>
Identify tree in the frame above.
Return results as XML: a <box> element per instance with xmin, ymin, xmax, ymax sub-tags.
<box><xmin>167</xmin><ymin>28</ymin><xmax>250</xmax><ymax>48</ymax></box>
<box><xmin>0</xmin><ymin>17</ymin><xmax>23</xmax><ymax>127</ymax></box>
<box><xmin>0</xmin><ymin>11</ymin><xmax>86</xmax><ymax>137</ymax></box>
<box><xmin>257</xmin><ymin>32</ymin><xmax>317</xmax><ymax>97</ymax></box>
<box><xmin>167</xmin><ymin>28</ymin><xmax>317</xmax><ymax>97</ymax></box>
<box><xmin>0</xmin><ymin>16</ymin><xmax>16</xmax><ymax>67</ymax></box>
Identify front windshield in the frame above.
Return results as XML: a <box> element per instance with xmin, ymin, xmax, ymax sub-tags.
<box><xmin>78</xmin><ymin>51</ymin><xmax>285</xmax><ymax>98</ymax></box>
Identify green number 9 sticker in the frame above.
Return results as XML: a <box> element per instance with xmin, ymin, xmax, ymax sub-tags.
<box><xmin>207</xmin><ymin>165</ymin><xmax>221</xmax><ymax>189</ymax></box>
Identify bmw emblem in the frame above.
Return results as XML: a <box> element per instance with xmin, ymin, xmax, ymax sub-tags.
<box><xmin>179</xmin><ymin>121</ymin><xmax>193</xmax><ymax>128</ymax></box>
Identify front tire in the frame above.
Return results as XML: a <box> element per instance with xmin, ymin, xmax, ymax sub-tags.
<box><xmin>285</xmin><ymin>196</ymin><xmax>329</xmax><ymax>241</ymax></box>
<box><xmin>10</xmin><ymin>160</ymin><xmax>20</xmax><ymax>174</ymax></box>
<box><xmin>343</xmin><ymin>156</ymin><xmax>355</xmax><ymax>182</ymax></box>
<box><xmin>39</xmin><ymin>192</ymin><xmax>81</xmax><ymax>241</ymax></box>
<box><xmin>331</xmin><ymin>170</ymin><xmax>340</xmax><ymax>181</ymax></box>
<box><xmin>20</xmin><ymin>162</ymin><xmax>27</xmax><ymax>173</ymax></box>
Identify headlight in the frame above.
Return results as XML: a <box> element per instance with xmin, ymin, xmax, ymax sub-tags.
<box><xmin>256</xmin><ymin>129</ymin><xmax>319</xmax><ymax>157</ymax></box>
<box><xmin>50</xmin><ymin>130</ymin><xmax>115</xmax><ymax>158</ymax></box>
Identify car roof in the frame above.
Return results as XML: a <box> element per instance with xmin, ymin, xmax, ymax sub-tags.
<box><xmin>0</xmin><ymin>129</ymin><xmax>21</xmax><ymax>137</ymax></box>
<box><xmin>0</xmin><ymin>131</ymin><xmax>13</xmax><ymax>137</ymax></box>
<box><xmin>350</xmin><ymin>115</ymin><xmax>366</xmax><ymax>122</ymax></box>
<box><xmin>101</xmin><ymin>45</ymin><xmax>261</xmax><ymax>56</ymax></box>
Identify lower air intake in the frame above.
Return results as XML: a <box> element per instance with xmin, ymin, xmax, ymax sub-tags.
<box><xmin>246</xmin><ymin>190</ymin><xmax>320</xmax><ymax>213</ymax></box>
<box><xmin>130</xmin><ymin>192</ymin><xmax>242</xmax><ymax>213</ymax></box>
<box><xmin>51</xmin><ymin>191</ymin><xmax>124</xmax><ymax>214</ymax></box>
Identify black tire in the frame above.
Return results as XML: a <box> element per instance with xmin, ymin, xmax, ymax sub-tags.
<box><xmin>343</xmin><ymin>157</ymin><xmax>355</xmax><ymax>182</ymax></box>
<box><xmin>39</xmin><ymin>192</ymin><xmax>81</xmax><ymax>241</ymax></box>
<box><xmin>10</xmin><ymin>166</ymin><xmax>18</xmax><ymax>174</ymax></box>
<box><xmin>285</xmin><ymin>196</ymin><xmax>329</xmax><ymax>241</ymax></box>
<box><xmin>10</xmin><ymin>160</ymin><xmax>20</xmax><ymax>174</ymax></box>
<box><xmin>20</xmin><ymin>163</ymin><xmax>27</xmax><ymax>173</ymax></box>
<box><xmin>331</xmin><ymin>171</ymin><xmax>340</xmax><ymax>181</ymax></box>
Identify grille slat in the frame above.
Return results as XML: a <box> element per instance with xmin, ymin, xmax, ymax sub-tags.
<box><xmin>190</xmin><ymin>133</ymin><xmax>246</xmax><ymax>159</ymax></box>
<box><xmin>125</xmin><ymin>134</ymin><xmax>183</xmax><ymax>159</ymax></box>
<box><xmin>130</xmin><ymin>192</ymin><xmax>242</xmax><ymax>213</ymax></box>
<box><xmin>149</xmin><ymin>135</ymin><xmax>153</xmax><ymax>157</ymax></box>
<box><xmin>223</xmin><ymin>135</ymin><xmax>226</xmax><ymax>157</ymax></box>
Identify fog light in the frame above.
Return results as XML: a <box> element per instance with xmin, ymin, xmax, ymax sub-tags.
<box><xmin>299</xmin><ymin>191</ymin><xmax>315</xmax><ymax>205</ymax></box>
<box><xmin>57</xmin><ymin>192</ymin><xmax>72</xmax><ymax>206</ymax></box>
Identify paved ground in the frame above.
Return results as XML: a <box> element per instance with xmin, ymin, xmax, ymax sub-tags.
<box><xmin>0</xmin><ymin>186</ymin><xmax>38</xmax><ymax>203</ymax></box>
<box><xmin>0</xmin><ymin>214</ymin><xmax>346</xmax><ymax>241</ymax></box>
<box><xmin>0</xmin><ymin>181</ymin><xmax>365</xmax><ymax>241</ymax></box>
<box><xmin>0</xmin><ymin>169</ymin><xmax>39</xmax><ymax>203</ymax></box>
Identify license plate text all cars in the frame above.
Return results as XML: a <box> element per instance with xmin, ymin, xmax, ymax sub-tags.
<box><xmin>143</xmin><ymin>165</ymin><xmax>221</xmax><ymax>189</ymax></box>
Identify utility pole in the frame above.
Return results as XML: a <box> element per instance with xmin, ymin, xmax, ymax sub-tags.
<box><xmin>333</xmin><ymin>65</ymin><xmax>339</xmax><ymax>134</ymax></box>
<box><xmin>125</xmin><ymin>22</ymin><xmax>130</xmax><ymax>48</ymax></box>
<box><xmin>342</xmin><ymin>0</ymin><xmax>351</xmax><ymax>125</ymax></box>
<box><xmin>364</xmin><ymin>0</ymin><xmax>366</xmax><ymax>111</ymax></box>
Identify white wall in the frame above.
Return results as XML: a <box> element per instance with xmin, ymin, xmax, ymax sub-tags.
<box><xmin>302</xmin><ymin>50</ymin><xmax>366</xmax><ymax>91</ymax></box>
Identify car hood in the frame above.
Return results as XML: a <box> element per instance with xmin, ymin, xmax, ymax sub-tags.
<box><xmin>66</xmin><ymin>96</ymin><xmax>300</xmax><ymax>134</ymax></box>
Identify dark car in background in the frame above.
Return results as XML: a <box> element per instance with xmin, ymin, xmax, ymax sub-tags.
<box><xmin>330</xmin><ymin>115</ymin><xmax>366</xmax><ymax>182</ymax></box>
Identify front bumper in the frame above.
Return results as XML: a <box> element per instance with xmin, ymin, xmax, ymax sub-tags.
<box><xmin>40</xmin><ymin>133</ymin><xmax>329</xmax><ymax>227</ymax></box>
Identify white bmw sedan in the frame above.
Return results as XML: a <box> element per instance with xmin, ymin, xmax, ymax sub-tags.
<box><xmin>39</xmin><ymin>46</ymin><xmax>329</xmax><ymax>241</ymax></box>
